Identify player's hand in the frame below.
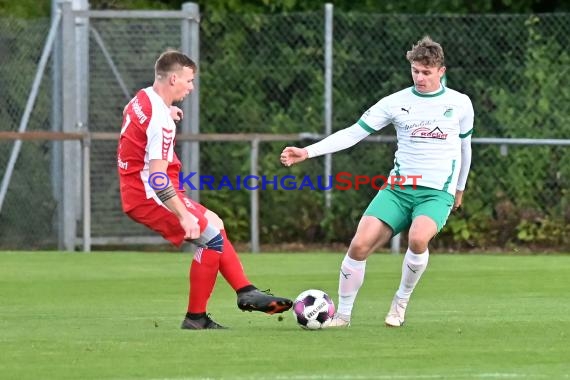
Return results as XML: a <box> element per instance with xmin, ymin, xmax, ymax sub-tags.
<box><xmin>170</xmin><ymin>106</ymin><xmax>183</xmax><ymax>122</ymax></box>
<box><xmin>452</xmin><ymin>190</ymin><xmax>464</xmax><ymax>212</ymax></box>
<box><xmin>280</xmin><ymin>146</ymin><xmax>309</xmax><ymax>167</ymax></box>
<box><xmin>180</xmin><ymin>213</ymin><xmax>201</xmax><ymax>240</ymax></box>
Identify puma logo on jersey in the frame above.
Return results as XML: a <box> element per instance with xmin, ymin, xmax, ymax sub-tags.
<box><xmin>401</xmin><ymin>107</ymin><xmax>410</xmax><ymax>114</ymax></box>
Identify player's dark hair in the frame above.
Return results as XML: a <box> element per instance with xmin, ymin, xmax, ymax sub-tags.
<box><xmin>155</xmin><ymin>50</ymin><xmax>196</xmax><ymax>80</ymax></box>
<box><xmin>406</xmin><ymin>36</ymin><xmax>445</xmax><ymax>67</ymax></box>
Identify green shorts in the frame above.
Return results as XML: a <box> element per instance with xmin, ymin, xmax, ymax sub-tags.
<box><xmin>363</xmin><ymin>185</ymin><xmax>454</xmax><ymax>235</ymax></box>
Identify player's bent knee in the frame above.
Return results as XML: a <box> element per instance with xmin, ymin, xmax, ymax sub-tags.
<box><xmin>348</xmin><ymin>238</ymin><xmax>374</xmax><ymax>260</ymax></box>
<box><xmin>192</xmin><ymin>224</ymin><xmax>224</xmax><ymax>252</ymax></box>
<box><xmin>205</xmin><ymin>233</ymin><xmax>224</xmax><ymax>252</ymax></box>
<box><xmin>408</xmin><ymin>237</ymin><xmax>429</xmax><ymax>254</ymax></box>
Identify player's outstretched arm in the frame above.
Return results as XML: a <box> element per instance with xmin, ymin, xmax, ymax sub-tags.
<box><xmin>281</xmin><ymin>124</ymin><xmax>370</xmax><ymax>167</ymax></box>
<box><xmin>280</xmin><ymin>146</ymin><xmax>309</xmax><ymax>167</ymax></box>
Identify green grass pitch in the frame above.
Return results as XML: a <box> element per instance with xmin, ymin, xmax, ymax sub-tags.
<box><xmin>1</xmin><ymin>251</ymin><xmax>569</xmax><ymax>379</ymax></box>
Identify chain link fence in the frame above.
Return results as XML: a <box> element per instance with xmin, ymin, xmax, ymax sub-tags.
<box><xmin>0</xmin><ymin>7</ymin><xmax>569</xmax><ymax>250</ymax></box>
<box><xmin>0</xmin><ymin>18</ymin><xmax>57</xmax><ymax>248</ymax></box>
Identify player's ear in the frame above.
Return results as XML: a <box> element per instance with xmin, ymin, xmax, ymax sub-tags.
<box><xmin>169</xmin><ymin>72</ymin><xmax>177</xmax><ymax>86</ymax></box>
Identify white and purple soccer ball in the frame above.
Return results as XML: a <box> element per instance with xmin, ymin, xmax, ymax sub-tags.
<box><xmin>292</xmin><ymin>289</ymin><xmax>335</xmax><ymax>330</ymax></box>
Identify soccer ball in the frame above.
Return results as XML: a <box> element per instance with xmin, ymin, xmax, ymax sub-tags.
<box><xmin>292</xmin><ymin>289</ymin><xmax>335</xmax><ymax>330</ymax></box>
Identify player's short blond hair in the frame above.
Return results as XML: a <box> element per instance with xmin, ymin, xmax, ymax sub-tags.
<box><xmin>406</xmin><ymin>36</ymin><xmax>445</xmax><ymax>67</ymax></box>
<box><xmin>154</xmin><ymin>50</ymin><xmax>196</xmax><ymax>80</ymax></box>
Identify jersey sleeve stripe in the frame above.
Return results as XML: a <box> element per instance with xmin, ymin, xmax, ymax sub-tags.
<box><xmin>459</xmin><ymin>128</ymin><xmax>473</xmax><ymax>138</ymax></box>
<box><xmin>357</xmin><ymin>119</ymin><xmax>375</xmax><ymax>134</ymax></box>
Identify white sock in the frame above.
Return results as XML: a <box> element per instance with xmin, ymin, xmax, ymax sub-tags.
<box><xmin>396</xmin><ymin>248</ymin><xmax>429</xmax><ymax>300</ymax></box>
<box><xmin>337</xmin><ymin>254</ymin><xmax>366</xmax><ymax>317</ymax></box>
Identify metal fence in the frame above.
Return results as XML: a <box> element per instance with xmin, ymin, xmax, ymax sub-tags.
<box><xmin>0</xmin><ymin>1</ymin><xmax>569</xmax><ymax>251</ymax></box>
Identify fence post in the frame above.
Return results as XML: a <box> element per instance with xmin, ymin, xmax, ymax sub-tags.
<box><xmin>181</xmin><ymin>2</ymin><xmax>201</xmax><ymax>203</ymax></box>
<box><xmin>500</xmin><ymin>144</ymin><xmax>508</xmax><ymax>156</ymax></box>
<box><xmin>82</xmin><ymin>132</ymin><xmax>91</xmax><ymax>252</ymax></box>
<box><xmin>250</xmin><ymin>138</ymin><xmax>260</xmax><ymax>253</ymax></box>
<box><xmin>74</xmin><ymin>0</ymin><xmax>90</xmax><ymax>249</ymax></box>
<box><xmin>51</xmin><ymin>0</ymin><xmax>63</xmax><ymax>249</ymax></box>
<box><xmin>61</xmin><ymin>0</ymin><xmax>80</xmax><ymax>251</ymax></box>
<box><xmin>324</xmin><ymin>3</ymin><xmax>334</xmax><ymax>209</ymax></box>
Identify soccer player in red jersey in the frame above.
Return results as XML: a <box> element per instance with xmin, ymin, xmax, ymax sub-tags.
<box><xmin>117</xmin><ymin>50</ymin><xmax>292</xmax><ymax>329</ymax></box>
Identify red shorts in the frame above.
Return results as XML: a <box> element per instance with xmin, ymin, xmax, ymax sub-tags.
<box><xmin>126</xmin><ymin>193</ymin><xmax>209</xmax><ymax>247</ymax></box>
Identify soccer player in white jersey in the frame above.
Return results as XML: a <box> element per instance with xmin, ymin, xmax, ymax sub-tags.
<box><xmin>280</xmin><ymin>36</ymin><xmax>474</xmax><ymax>327</ymax></box>
<box><xmin>118</xmin><ymin>50</ymin><xmax>292</xmax><ymax>330</ymax></box>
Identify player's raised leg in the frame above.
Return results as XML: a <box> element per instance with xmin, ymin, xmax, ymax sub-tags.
<box><xmin>201</xmin><ymin>208</ymin><xmax>293</xmax><ymax>315</ymax></box>
<box><xmin>219</xmin><ymin>229</ymin><xmax>293</xmax><ymax>314</ymax></box>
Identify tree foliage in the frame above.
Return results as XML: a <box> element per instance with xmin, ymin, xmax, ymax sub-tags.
<box><xmin>1</xmin><ymin>3</ymin><xmax>569</xmax><ymax>250</ymax></box>
<box><xmin>1</xmin><ymin>0</ymin><xmax>569</xmax><ymax>18</ymax></box>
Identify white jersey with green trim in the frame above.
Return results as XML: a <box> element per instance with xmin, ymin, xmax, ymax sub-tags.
<box><xmin>358</xmin><ymin>86</ymin><xmax>474</xmax><ymax>195</ymax></box>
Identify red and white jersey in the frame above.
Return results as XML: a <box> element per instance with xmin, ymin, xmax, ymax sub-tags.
<box><xmin>117</xmin><ymin>87</ymin><xmax>181</xmax><ymax>212</ymax></box>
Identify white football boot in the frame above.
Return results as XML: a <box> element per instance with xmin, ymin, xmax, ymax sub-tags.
<box><xmin>327</xmin><ymin>313</ymin><xmax>351</xmax><ymax>328</ymax></box>
<box><xmin>384</xmin><ymin>295</ymin><xmax>408</xmax><ymax>327</ymax></box>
